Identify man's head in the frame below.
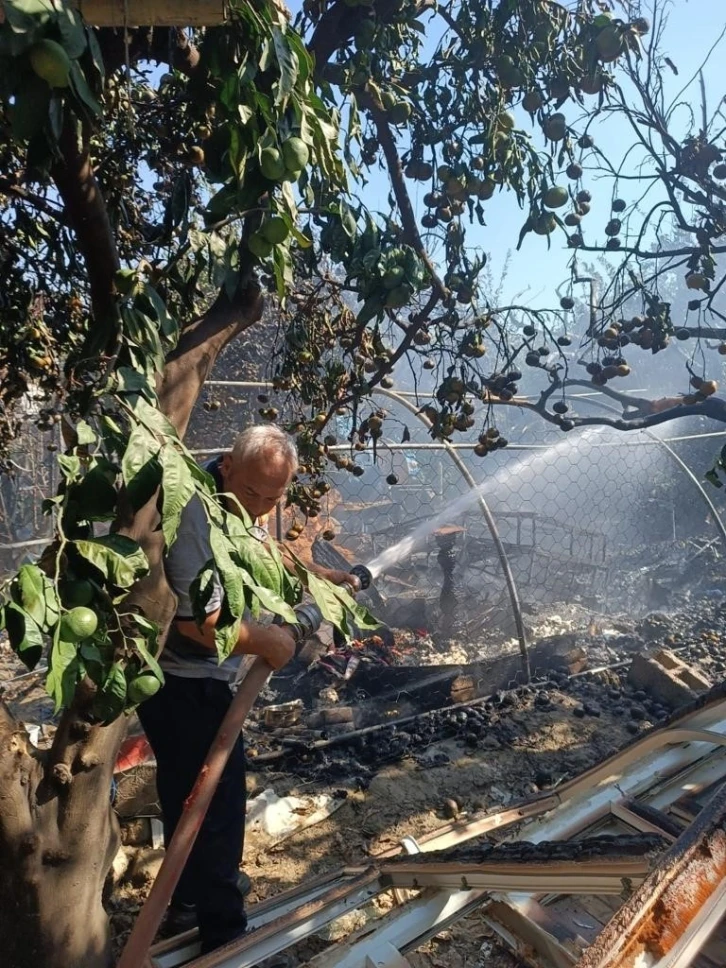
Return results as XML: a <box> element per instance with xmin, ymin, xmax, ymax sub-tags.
<box><xmin>220</xmin><ymin>425</ymin><xmax>298</xmax><ymax>520</ymax></box>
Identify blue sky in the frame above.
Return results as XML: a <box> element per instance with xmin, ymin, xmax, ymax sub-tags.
<box><xmin>306</xmin><ymin>0</ymin><xmax>726</xmax><ymax>309</ymax></box>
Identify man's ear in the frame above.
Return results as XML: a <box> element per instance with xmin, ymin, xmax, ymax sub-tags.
<box><xmin>220</xmin><ymin>454</ymin><xmax>233</xmax><ymax>484</ymax></box>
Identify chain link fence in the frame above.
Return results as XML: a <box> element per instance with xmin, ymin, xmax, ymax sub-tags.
<box><xmin>3</xmin><ymin>382</ymin><xmax>726</xmax><ymax>646</ymax></box>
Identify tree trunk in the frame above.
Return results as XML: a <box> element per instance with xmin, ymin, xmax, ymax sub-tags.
<box><xmin>0</xmin><ymin>704</ymin><xmax>124</xmax><ymax>968</ymax></box>
<box><xmin>0</xmin><ymin>286</ymin><xmax>263</xmax><ymax>967</ymax></box>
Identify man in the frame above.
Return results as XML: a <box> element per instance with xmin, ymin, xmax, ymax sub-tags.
<box><xmin>138</xmin><ymin>425</ymin><xmax>356</xmax><ymax>953</ymax></box>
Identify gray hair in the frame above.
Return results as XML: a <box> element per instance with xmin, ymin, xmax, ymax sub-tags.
<box><xmin>231</xmin><ymin>424</ymin><xmax>298</xmax><ymax>472</ymax></box>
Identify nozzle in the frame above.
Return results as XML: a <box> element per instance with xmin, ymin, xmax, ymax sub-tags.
<box><xmin>349</xmin><ymin>563</ymin><xmax>372</xmax><ymax>591</ymax></box>
<box><xmin>290</xmin><ymin>602</ymin><xmax>324</xmax><ymax>644</ymax></box>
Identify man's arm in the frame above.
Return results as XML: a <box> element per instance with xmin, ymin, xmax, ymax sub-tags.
<box><xmin>277</xmin><ymin>544</ymin><xmax>360</xmax><ymax>592</ymax></box>
<box><xmin>175</xmin><ymin>610</ymin><xmax>296</xmax><ymax>670</ymax></box>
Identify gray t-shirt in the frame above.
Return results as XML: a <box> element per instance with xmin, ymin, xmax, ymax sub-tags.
<box><xmin>161</xmin><ymin>490</ymin><xmax>242</xmax><ymax>682</ymax></box>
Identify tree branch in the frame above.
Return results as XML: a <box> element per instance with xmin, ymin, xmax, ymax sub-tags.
<box><xmin>562</xmin><ymin>378</ymin><xmax>667</xmax><ymax>415</ymax></box>
<box><xmin>51</xmin><ymin>124</ymin><xmax>119</xmax><ymax>327</ymax></box>
<box><xmin>158</xmin><ymin>282</ymin><xmax>264</xmax><ymax>440</ymax></box>
<box><xmin>358</xmin><ymin>91</ymin><xmax>445</xmax><ymax>296</ymax></box>
<box><xmin>0</xmin><ymin>176</ymin><xmax>68</xmax><ymax>225</ymax></box>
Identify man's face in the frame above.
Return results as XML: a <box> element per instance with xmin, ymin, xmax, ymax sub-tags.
<box><xmin>220</xmin><ymin>451</ymin><xmax>293</xmax><ymax>520</ymax></box>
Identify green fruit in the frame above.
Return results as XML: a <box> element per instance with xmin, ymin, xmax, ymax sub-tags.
<box><xmin>128</xmin><ymin>673</ymin><xmax>162</xmax><ymax>704</ymax></box>
<box><xmin>389</xmin><ymin>101</ymin><xmax>412</xmax><ymax>125</ymax></box>
<box><xmin>544</xmin><ymin>113</ymin><xmax>566</xmax><ymax>141</ymax></box>
<box><xmin>579</xmin><ymin>72</ymin><xmax>604</xmax><ymax>95</ymax></box>
<box><xmin>385</xmin><ymin>285</ymin><xmax>411</xmax><ymax>308</ymax></box>
<box><xmin>29</xmin><ymin>39</ymin><xmax>71</xmax><ymax>89</ymax></box>
<box><xmin>381</xmin><ymin>90</ymin><xmax>397</xmax><ymax>111</ymax></box>
<box><xmin>596</xmin><ymin>25</ymin><xmax>626</xmax><ymax>62</ymax></box>
<box><xmin>477</xmin><ymin>179</ymin><xmax>496</xmax><ymax>200</ymax></box>
<box><xmin>497</xmin><ymin>111</ymin><xmax>516</xmax><ymax>131</ymax></box>
<box><xmin>60</xmin><ymin>607</ymin><xmax>98</xmax><ymax>642</ymax></box>
<box><xmin>383</xmin><ymin>266</ymin><xmax>405</xmax><ymax>290</ymax></box>
<box><xmin>260</xmin><ymin>147</ymin><xmax>285</xmax><ymax>181</ymax></box>
<box><xmin>281</xmin><ymin>137</ymin><xmax>309</xmax><ymax>172</ymax></box>
<box><xmin>533</xmin><ymin>213</ymin><xmax>557</xmax><ymax>236</ymax></box>
<box><xmin>543</xmin><ymin>186</ymin><xmax>568</xmax><ymax>209</ymax></box>
<box><xmin>261</xmin><ymin>216</ymin><xmax>290</xmax><ymax>244</ymax></box>
<box><xmin>61</xmin><ymin>579</ymin><xmax>94</xmax><ymax>608</ymax></box>
<box><xmin>248</xmin><ymin>231</ymin><xmax>273</xmax><ymax>258</ymax></box>
<box><xmin>522</xmin><ymin>90</ymin><xmax>543</xmax><ymax>113</ymax></box>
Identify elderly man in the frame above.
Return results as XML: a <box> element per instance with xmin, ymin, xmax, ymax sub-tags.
<box><xmin>138</xmin><ymin>425</ymin><xmax>355</xmax><ymax>953</ymax></box>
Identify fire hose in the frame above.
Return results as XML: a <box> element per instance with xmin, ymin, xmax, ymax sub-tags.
<box><xmin>117</xmin><ymin>564</ymin><xmax>372</xmax><ymax>968</ymax></box>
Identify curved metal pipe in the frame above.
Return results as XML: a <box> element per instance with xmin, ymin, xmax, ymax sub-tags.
<box><xmin>374</xmin><ymin>388</ymin><xmax>530</xmax><ymax>681</ymax></box>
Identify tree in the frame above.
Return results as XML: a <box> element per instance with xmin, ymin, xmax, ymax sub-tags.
<box><xmin>1</xmin><ymin>0</ymin><xmax>726</xmax><ymax>964</ymax></box>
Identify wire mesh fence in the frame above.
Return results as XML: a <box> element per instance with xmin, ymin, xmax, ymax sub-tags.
<box><xmin>2</xmin><ymin>381</ymin><xmax>726</xmax><ymax>644</ymax></box>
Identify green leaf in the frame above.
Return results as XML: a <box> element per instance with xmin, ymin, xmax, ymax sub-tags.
<box><xmin>48</xmin><ymin>638</ymin><xmax>80</xmax><ymax>712</ymax></box>
<box><xmin>57</xmin><ymin>3</ymin><xmax>87</xmax><ymax>58</ymax></box>
<box><xmin>131</xmin><ymin>636</ymin><xmax>164</xmax><ymax>683</ymax></box>
<box><xmin>122</xmin><ymin>423</ymin><xmax>162</xmax><ymax>511</ymax></box>
<box><xmin>131</xmin><ymin>396</ymin><xmax>178</xmax><ymax>440</ymax></box>
<box><xmin>189</xmin><ymin>562</ymin><xmax>218</xmax><ymax>627</ymax></box>
<box><xmin>214</xmin><ymin>614</ymin><xmax>241</xmax><ymax>662</ymax></box>
<box><xmin>92</xmin><ymin>661</ymin><xmax>127</xmax><ymax>723</ymax></box>
<box><xmin>80</xmin><ymin>641</ymin><xmax>103</xmax><ymax>667</ymax></box>
<box><xmin>75</xmin><ymin>419</ymin><xmax>96</xmax><ymax>445</ymax></box>
<box><xmin>69</xmin><ymin>461</ymin><xmax>118</xmax><ymax>521</ymax></box>
<box><xmin>209</xmin><ymin>528</ymin><xmax>246</xmax><ymax>617</ymax></box>
<box><xmin>68</xmin><ymin>60</ymin><xmax>101</xmax><ymax>117</ymax></box>
<box><xmin>58</xmin><ymin>454</ymin><xmax>81</xmax><ymax>481</ymax></box>
<box><xmin>272</xmin><ymin>25</ymin><xmax>298</xmax><ymax>106</ymax></box>
<box><xmin>240</xmin><ymin>577</ymin><xmax>296</xmax><ymax>624</ymax></box>
<box><xmin>3</xmin><ymin>0</ymin><xmax>53</xmax><ymax>32</ymax></box>
<box><xmin>114</xmin><ymin>366</ymin><xmax>156</xmax><ymax>398</ymax></box>
<box><xmin>3</xmin><ymin>603</ymin><xmax>43</xmax><ymax>669</ymax></box>
<box><xmin>0</xmin><ymin>21</ymin><xmax>35</xmax><ymax>54</ymax></box>
<box><xmin>84</xmin><ymin>24</ymin><xmax>104</xmax><ymax>81</ymax></box>
<box><xmin>16</xmin><ymin>563</ymin><xmax>47</xmax><ymax>626</ymax></box>
<box><xmin>73</xmin><ymin>535</ymin><xmax>149</xmax><ymax>588</ymax></box>
<box><xmin>159</xmin><ymin>445</ymin><xmax>197</xmax><ymax>548</ymax></box>
<box><xmin>305</xmin><ymin>570</ymin><xmax>380</xmax><ymax>636</ymax></box>
<box><xmin>184</xmin><ymin>456</ymin><xmax>217</xmax><ymax>494</ymax></box>
<box><xmin>225</xmin><ymin>516</ymin><xmax>285</xmax><ymax>595</ymax></box>
<box><xmin>122</xmin><ymin>423</ymin><xmax>159</xmax><ymax>483</ymax></box>
<box><xmin>140</xmin><ymin>283</ymin><xmax>177</xmax><ymax>342</ymax></box>
<box><xmin>272</xmin><ymin>243</ymin><xmax>294</xmax><ymax>299</ymax></box>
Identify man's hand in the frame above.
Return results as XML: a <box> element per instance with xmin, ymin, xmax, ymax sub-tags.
<box><xmin>252</xmin><ymin>624</ymin><xmax>297</xmax><ymax>670</ymax></box>
<box><xmin>320</xmin><ymin>568</ymin><xmax>360</xmax><ymax>594</ymax></box>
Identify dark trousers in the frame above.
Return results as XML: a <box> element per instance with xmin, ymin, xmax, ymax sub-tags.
<box><xmin>137</xmin><ymin>674</ymin><xmax>248</xmax><ymax>952</ymax></box>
